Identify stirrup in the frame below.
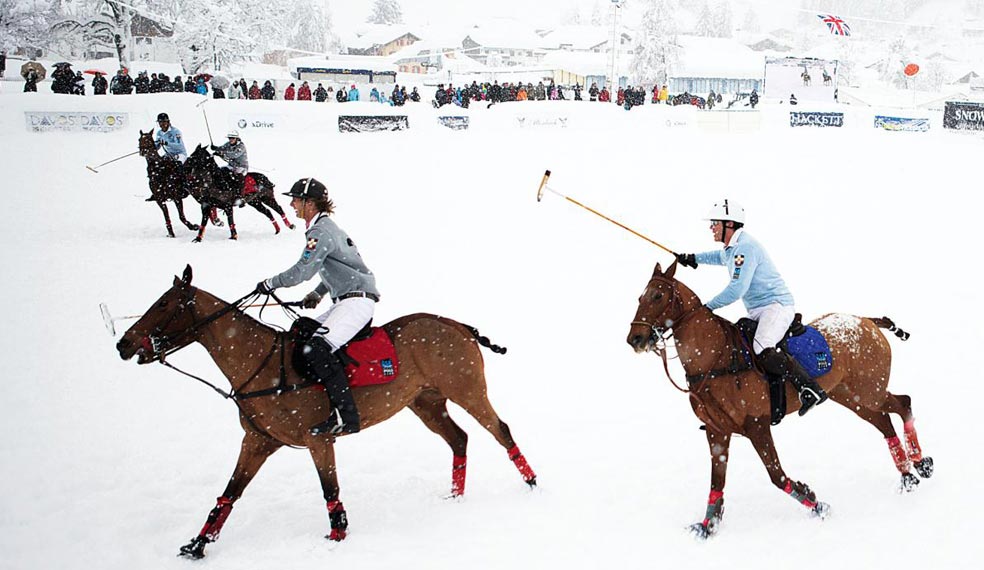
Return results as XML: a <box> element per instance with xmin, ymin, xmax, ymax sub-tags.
<box><xmin>797</xmin><ymin>387</ymin><xmax>828</xmax><ymax>416</ymax></box>
<box><xmin>309</xmin><ymin>409</ymin><xmax>360</xmax><ymax>436</ymax></box>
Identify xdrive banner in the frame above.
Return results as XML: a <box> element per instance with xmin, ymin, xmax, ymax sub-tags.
<box><xmin>943</xmin><ymin>101</ymin><xmax>984</xmax><ymax>131</ymax></box>
<box><xmin>25</xmin><ymin>111</ymin><xmax>128</xmax><ymax>133</ymax></box>
<box><xmin>789</xmin><ymin>111</ymin><xmax>844</xmax><ymax>127</ymax></box>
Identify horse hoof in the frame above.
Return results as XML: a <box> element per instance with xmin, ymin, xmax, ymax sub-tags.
<box><xmin>900</xmin><ymin>472</ymin><xmax>920</xmax><ymax>493</ymax></box>
<box><xmin>812</xmin><ymin>501</ymin><xmax>831</xmax><ymax>520</ymax></box>
<box><xmin>178</xmin><ymin>536</ymin><xmax>208</xmax><ymax>559</ymax></box>
<box><xmin>325</xmin><ymin>528</ymin><xmax>347</xmax><ymax>541</ymax></box>
<box><xmin>230</xmin><ymin>236</ymin><xmax>238</xmax><ymax>240</ymax></box>
<box><xmin>288</xmin><ymin>224</ymin><xmax>296</xmax><ymax>230</ymax></box>
<box><xmin>192</xmin><ymin>237</ymin><xmax>202</xmax><ymax>243</ymax></box>
<box><xmin>914</xmin><ymin>457</ymin><xmax>934</xmax><ymax>479</ymax></box>
<box><xmin>688</xmin><ymin>522</ymin><xmax>712</xmax><ymax>541</ymax></box>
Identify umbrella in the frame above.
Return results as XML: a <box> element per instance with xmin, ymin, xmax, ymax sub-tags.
<box><xmin>194</xmin><ymin>73</ymin><xmax>213</xmax><ymax>83</ymax></box>
<box><xmin>210</xmin><ymin>75</ymin><xmax>230</xmax><ymax>89</ymax></box>
<box><xmin>20</xmin><ymin>61</ymin><xmax>46</xmax><ymax>81</ymax></box>
<box><xmin>53</xmin><ymin>61</ymin><xmax>73</xmax><ymax>68</ymax></box>
<box><xmin>83</xmin><ymin>69</ymin><xmax>107</xmax><ymax>76</ymax></box>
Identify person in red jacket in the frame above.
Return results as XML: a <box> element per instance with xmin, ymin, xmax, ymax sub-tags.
<box><xmin>284</xmin><ymin>82</ymin><xmax>296</xmax><ymax>100</ymax></box>
<box><xmin>599</xmin><ymin>87</ymin><xmax>611</xmax><ymax>102</ymax></box>
<box><xmin>248</xmin><ymin>81</ymin><xmax>261</xmax><ymax>100</ymax></box>
<box><xmin>616</xmin><ymin>87</ymin><xmax>625</xmax><ymax>106</ymax></box>
<box><xmin>297</xmin><ymin>81</ymin><xmax>312</xmax><ymax>101</ymax></box>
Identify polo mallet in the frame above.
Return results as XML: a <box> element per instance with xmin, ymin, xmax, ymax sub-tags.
<box><xmin>197</xmin><ymin>98</ymin><xmax>214</xmax><ymax>146</ymax></box>
<box><xmin>536</xmin><ymin>170</ymin><xmax>677</xmax><ymax>255</ymax></box>
<box><xmin>100</xmin><ymin>300</ymin><xmax>303</xmax><ymax>336</ymax></box>
<box><xmin>86</xmin><ymin>150</ymin><xmax>140</xmax><ymax>173</ymax></box>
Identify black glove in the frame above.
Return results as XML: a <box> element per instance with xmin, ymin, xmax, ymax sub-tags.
<box><xmin>210</xmin><ymin>144</ymin><xmax>218</xmax><ymax>151</ymax></box>
<box><xmin>255</xmin><ymin>280</ymin><xmax>274</xmax><ymax>295</ymax></box>
<box><xmin>301</xmin><ymin>291</ymin><xmax>322</xmax><ymax>309</ymax></box>
<box><xmin>676</xmin><ymin>253</ymin><xmax>698</xmax><ymax>269</ymax></box>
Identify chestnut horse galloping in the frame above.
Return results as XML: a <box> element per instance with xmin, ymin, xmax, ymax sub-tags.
<box><xmin>137</xmin><ymin>131</ymin><xmax>199</xmax><ymax>237</ymax></box>
<box><xmin>116</xmin><ymin>266</ymin><xmax>537</xmax><ymax>558</ymax></box>
<box><xmin>626</xmin><ymin>262</ymin><xmax>933</xmax><ymax>539</ymax></box>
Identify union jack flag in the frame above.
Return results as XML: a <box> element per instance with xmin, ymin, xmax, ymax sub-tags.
<box><xmin>817</xmin><ymin>14</ymin><xmax>851</xmax><ymax>36</ymax></box>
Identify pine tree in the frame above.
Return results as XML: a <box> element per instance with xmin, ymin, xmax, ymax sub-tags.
<box><xmin>712</xmin><ymin>1</ymin><xmax>733</xmax><ymax>38</ymax></box>
<box><xmin>0</xmin><ymin>0</ymin><xmax>59</xmax><ymax>51</ymax></box>
<box><xmin>367</xmin><ymin>0</ymin><xmax>402</xmax><ymax>25</ymax></box>
<box><xmin>741</xmin><ymin>8</ymin><xmax>761</xmax><ymax>34</ymax></box>
<box><xmin>631</xmin><ymin>0</ymin><xmax>678</xmax><ymax>88</ymax></box>
<box><xmin>694</xmin><ymin>2</ymin><xmax>713</xmax><ymax>37</ymax></box>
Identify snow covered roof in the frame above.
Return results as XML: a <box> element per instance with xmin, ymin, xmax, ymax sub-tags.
<box><xmin>539</xmin><ymin>51</ymin><xmax>613</xmax><ymax>77</ymax></box>
<box><xmin>224</xmin><ymin>62</ymin><xmax>295</xmax><ymax>81</ymax></box>
<box><xmin>674</xmin><ymin>35</ymin><xmax>764</xmax><ymax>79</ymax></box>
<box><xmin>340</xmin><ymin>24</ymin><xmax>419</xmax><ymax>50</ymax></box>
<box><xmin>287</xmin><ymin>55</ymin><xmax>397</xmax><ymax>74</ymax></box>
<box><xmin>463</xmin><ymin>23</ymin><xmax>545</xmax><ymax>50</ymax></box>
<box><xmin>537</xmin><ymin>25</ymin><xmax>628</xmax><ymax>51</ymax></box>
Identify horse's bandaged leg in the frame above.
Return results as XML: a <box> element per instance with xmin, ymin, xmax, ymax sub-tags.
<box><xmin>199</xmin><ymin>496</ymin><xmax>235</xmax><ymax>542</ymax></box>
<box><xmin>326</xmin><ymin>500</ymin><xmax>348</xmax><ymax>541</ymax></box>
<box><xmin>783</xmin><ymin>480</ymin><xmax>818</xmax><ymax>509</ymax></box>
<box><xmin>703</xmin><ymin>489</ymin><xmax>724</xmax><ymax>527</ymax></box>
<box><xmin>903</xmin><ymin>419</ymin><xmax>923</xmax><ymax>461</ymax></box>
<box><xmin>886</xmin><ymin>436</ymin><xmax>912</xmax><ymax>474</ymax></box>
<box><xmin>507</xmin><ymin>445</ymin><xmax>536</xmax><ymax>485</ymax></box>
<box><xmin>451</xmin><ymin>455</ymin><xmax>467</xmax><ymax>497</ymax></box>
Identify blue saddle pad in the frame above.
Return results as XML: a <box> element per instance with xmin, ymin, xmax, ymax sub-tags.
<box><xmin>784</xmin><ymin>326</ymin><xmax>833</xmax><ymax>379</ymax></box>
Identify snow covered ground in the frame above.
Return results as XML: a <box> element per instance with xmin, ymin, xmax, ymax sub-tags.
<box><xmin>0</xmin><ymin>91</ymin><xmax>980</xmax><ymax>570</ymax></box>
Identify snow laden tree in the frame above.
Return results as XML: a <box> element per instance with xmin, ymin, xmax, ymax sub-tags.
<box><xmin>367</xmin><ymin>0</ymin><xmax>402</xmax><ymax>25</ymax></box>
<box><xmin>713</xmin><ymin>1</ymin><xmax>733</xmax><ymax>38</ymax></box>
<box><xmin>694</xmin><ymin>2</ymin><xmax>714</xmax><ymax>37</ymax></box>
<box><xmin>1</xmin><ymin>0</ymin><xmax>59</xmax><ymax>54</ymax></box>
<box><xmin>630</xmin><ymin>0</ymin><xmax>678</xmax><ymax>88</ymax></box>
<box><xmin>283</xmin><ymin>0</ymin><xmax>338</xmax><ymax>55</ymax></box>
<box><xmin>48</xmin><ymin>0</ymin><xmax>148</xmax><ymax>67</ymax></box>
<box><xmin>741</xmin><ymin>7</ymin><xmax>761</xmax><ymax>34</ymax></box>
<box><xmin>172</xmin><ymin>0</ymin><xmax>278</xmax><ymax>73</ymax></box>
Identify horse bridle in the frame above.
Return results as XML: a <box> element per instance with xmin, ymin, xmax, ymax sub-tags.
<box><xmin>630</xmin><ymin>276</ymin><xmax>701</xmax><ymax>348</ymax></box>
<box><xmin>140</xmin><ymin>287</ymin><xmax>256</xmax><ymax>362</ymax></box>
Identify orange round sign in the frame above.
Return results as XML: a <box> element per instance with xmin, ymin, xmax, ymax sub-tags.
<box><xmin>904</xmin><ymin>63</ymin><xmax>920</xmax><ymax>76</ymax></box>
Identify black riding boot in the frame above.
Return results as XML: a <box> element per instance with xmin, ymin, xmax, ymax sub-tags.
<box><xmin>758</xmin><ymin>348</ymin><xmax>828</xmax><ymax>416</ymax></box>
<box><xmin>303</xmin><ymin>338</ymin><xmax>361</xmax><ymax>436</ymax></box>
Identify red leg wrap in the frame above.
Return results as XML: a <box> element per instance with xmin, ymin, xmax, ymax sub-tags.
<box><xmin>904</xmin><ymin>419</ymin><xmax>923</xmax><ymax>462</ymax></box>
<box><xmin>199</xmin><ymin>496</ymin><xmax>235</xmax><ymax>542</ymax></box>
<box><xmin>451</xmin><ymin>455</ymin><xmax>467</xmax><ymax>497</ymax></box>
<box><xmin>783</xmin><ymin>480</ymin><xmax>818</xmax><ymax>509</ymax></box>
<box><xmin>507</xmin><ymin>445</ymin><xmax>536</xmax><ymax>483</ymax></box>
<box><xmin>326</xmin><ymin>500</ymin><xmax>348</xmax><ymax>541</ymax></box>
<box><xmin>887</xmin><ymin>436</ymin><xmax>912</xmax><ymax>473</ymax></box>
<box><xmin>702</xmin><ymin>489</ymin><xmax>724</xmax><ymax>526</ymax></box>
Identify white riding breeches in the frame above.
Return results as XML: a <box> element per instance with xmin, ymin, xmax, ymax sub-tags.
<box><xmin>315</xmin><ymin>297</ymin><xmax>375</xmax><ymax>351</ymax></box>
<box><xmin>747</xmin><ymin>303</ymin><xmax>796</xmax><ymax>354</ymax></box>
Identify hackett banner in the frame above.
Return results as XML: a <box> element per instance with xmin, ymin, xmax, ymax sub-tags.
<box><xmin>943</xmin><ymin>101</ymin><xmax>984</xmax><ymax>130</ymax></box>
<box><xmin>25</xmin><ymin>111</ymin><xmax>128</xmax><ymax>133</ymax></box>
<box><xmin>789</xmin><ymin>112</ymin><xmax>844</xmax><ymax>127</ymax></box>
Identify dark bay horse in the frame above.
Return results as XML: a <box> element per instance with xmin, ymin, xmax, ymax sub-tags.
<box><xmin>116</xmin><ymin>266</ymin><xmax>537</xmax><ymax>558</ymax></box>
<box><xmin>138</xmin><ymin>131</ymin><xmax>199</xmax><ymax>237</ymax></box>
<box><xmin>626</xmin><ymin>262</ymin><xmax>933</xmax><ymax>539</ymax></box>
<box><xmin>183</xmin><ymin>145</ymin><xmax>295</xmax><ymax>242</ymax></box>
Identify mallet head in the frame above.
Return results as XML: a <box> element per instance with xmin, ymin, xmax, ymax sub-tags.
<box><xmin>537</xmin><ymin>170</ymin><xmax>552</xmax><ymax>202</ymax></box>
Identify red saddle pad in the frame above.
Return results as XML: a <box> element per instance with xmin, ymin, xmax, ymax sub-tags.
<box><xmin>243</xmin><ymin>174</ymin><xmax>258</xmax><ymax>196</ymax></box>
<box><xmin>343</xmin><ymin>327</ymin><xmax>399</xmax><ymax>387</ymax></box>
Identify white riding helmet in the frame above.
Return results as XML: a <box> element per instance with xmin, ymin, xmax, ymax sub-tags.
<box><xmin>227</xmin><ymin>129</ymin><xmax>240</xmax><ymax>139</ymax></box>
<box><xmin>704</xmin><ymin>199</ymin><xmax>745</xmax><ymax>224</ymax></box>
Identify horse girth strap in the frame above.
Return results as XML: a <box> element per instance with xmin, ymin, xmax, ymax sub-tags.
<box><xmin>233</xmin><ymin>333</ymin><xmax>321</xmax><ymax>400</ymax></box>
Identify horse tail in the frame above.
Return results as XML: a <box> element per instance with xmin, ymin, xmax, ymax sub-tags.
<box><xmin>463</xmin><ymin>324</ymin><xmax>507</xmax><ymax>355</ymax></box>
<box><xmin>867</xmin><ymin>316</ymin><xmax>911</xmax><ymax>341</ymax></box>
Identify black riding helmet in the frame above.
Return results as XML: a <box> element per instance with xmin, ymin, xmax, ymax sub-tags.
<box><xmin>157</xmin><ymin>112</ymin><xmax>170</xmax><ymax>122</ymax></box>
<box><xmin>283</xmin><ymin>177</ymin><xmax>327</xmax><ymax>200</ymax></box>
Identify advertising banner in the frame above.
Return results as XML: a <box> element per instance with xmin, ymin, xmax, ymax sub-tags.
<box><xmin>516</xmin><ymin>116</ymin><xmax>568</xmax><ymax>129</ymax></box>
<box><xmin>230</xmin><ymin>114</ymin><xmax>283</xmax><ymax>131</ymax></box>
<box><xmin>438</xmin><ymin>116</ymin><xmax>470</xmax><ymax>130</ymax></box>
<box><xmin>25</xmin><ymin>111</ymin><xmax>128</xmax><ymax>133</ymax></box>
<box><xmin>338</xmin><ymin>115</ymin><xmax>409</xmax><ymax>133</ymax></box>
<box><xmin>943</xmin><ymin>101</ymin><xmax>984</xmax><ymax>131</ymax></box>
<box><xmin>874</xmin><ymin>116</ymin><xmax>929</xmax><ymax>132</ymax></box>
<box><xmin>789</xmin><ymin>111</ymin><xmax>844</xmax><ymax>127</ymax></box>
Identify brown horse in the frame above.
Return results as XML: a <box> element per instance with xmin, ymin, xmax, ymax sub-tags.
<box><xmin>137</xmin><ymin>130</ymin><xmax>199</xmax><ymax>237</ymax></box>
<box><xmin>626</xmin><ymin>261</ymin><xmax>933</xmax><ymax>539</ymax></box>
<box><xmin>116</xmin><ymin>266</ymin><xmax>537</xmax><ymax>558</ymax></box>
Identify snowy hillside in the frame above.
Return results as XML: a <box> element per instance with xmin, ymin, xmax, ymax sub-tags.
<box><xmin>0</xmin><ymin>91</ymin><xmax>981</xmax><ymax>570</ymax></box>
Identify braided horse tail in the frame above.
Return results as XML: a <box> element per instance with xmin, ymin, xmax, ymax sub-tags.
<box><xmin>867</xmin><ymin>316</ymin><xmax>911</xmax><ymax>341</ymax></box>
<box><xmin>463</xmin><ymin>324</ymin><xmax>508</xmax><ymax>355</ymax></box>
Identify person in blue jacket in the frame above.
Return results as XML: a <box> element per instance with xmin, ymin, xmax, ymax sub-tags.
<box><xmin>676</xmin><ymin>200</ymin><xmax>828</xmax><ymax>415</ymax></box>
<box><xmin>154</xmin><ymin>112</ymin><xmax>188</xmax><ymax>163</ymax></box>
